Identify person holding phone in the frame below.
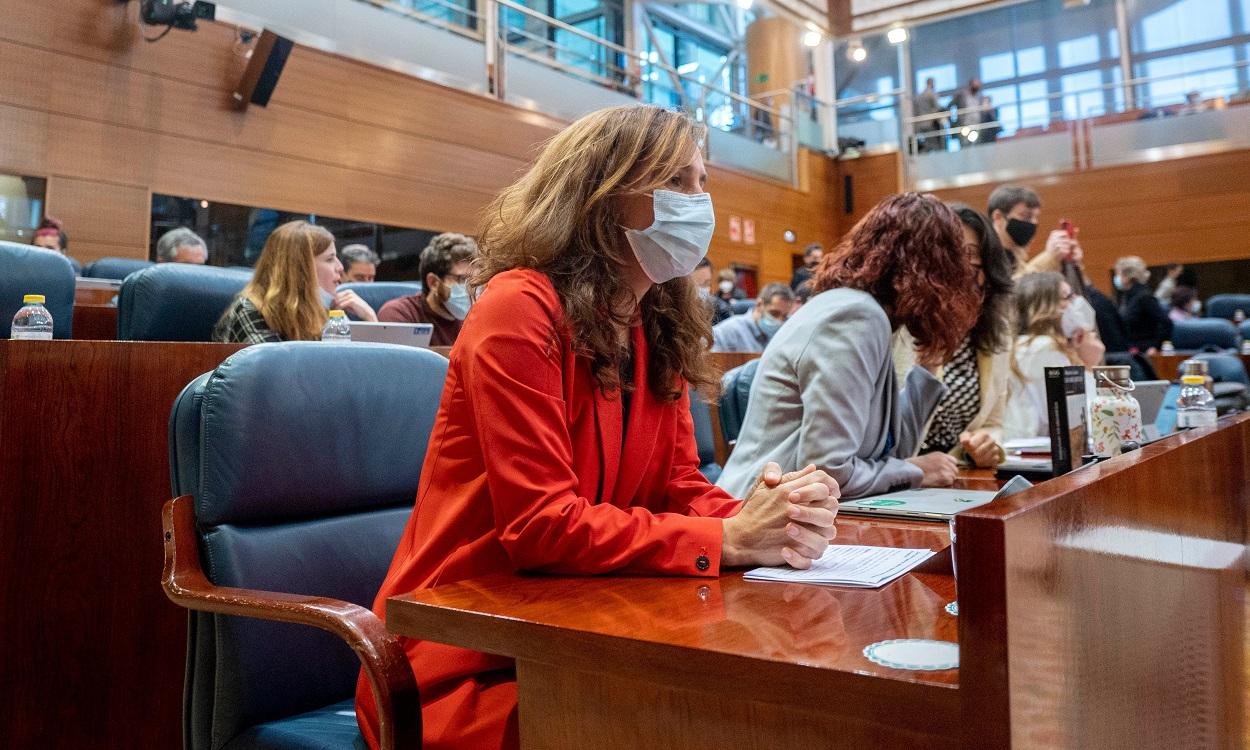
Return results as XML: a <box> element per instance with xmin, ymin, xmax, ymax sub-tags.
<box><xmin>354</xmin><ymin>105</ymin><xmax>839</xmax><ymax>750</ymax></box>
<box><xmin>987</xmin><ymin>184</ymin><xmax>1082</xmax><ymax>278</ymax></box>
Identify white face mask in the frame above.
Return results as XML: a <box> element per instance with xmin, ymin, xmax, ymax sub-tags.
<box><xmin>1188</xmin><ymin>300</ymin><xmax>1202</xmax><ymax>315</ymax></box>
<box><xmin>1061</xmin><ymin>295</ymin><xmax>1096</xmax><ymax>339</ymax></box>
<box><xmin>444</xmin><ymin>282</ymin><xmax>471</xmax><ymax>321</ymax></box>
<box><xmin>718</xmin><ymin>279</ymin><xmax>735</xmax><ymax>294</ymax></box>
<box><xmin>625</xmin><ymin>190</ymin><xmax>716</xmax><ymax>284</ymax></box>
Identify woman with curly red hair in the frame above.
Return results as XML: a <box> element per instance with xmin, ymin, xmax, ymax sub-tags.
<box><xmin>717</xmin><ymin>193</ymin><xmax>983</xmax><ymax>499</ymax></box>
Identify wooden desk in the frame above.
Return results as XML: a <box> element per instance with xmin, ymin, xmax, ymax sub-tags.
<box><xmin>1151</xmin><ymin>352</ymin><xmax>1250</xmax><ymax>379</ymax></box>
<box><xmin>71</xmin><ymin>303</ymin><xmax>118</xmax><ymax>340</ymax></box>
<box><xmin>0</xmin><ymin>340</ymin><xmax>245</xmax><ymax>749</ymax></box>
<box><xmin>390</xmin><ymin>515</ymin><xmax>962</xmax><ymax>749</ymax></box>
<box><xmin>389</xmin><ymin>418</ymin><xmax>1249</xmax><ymax>749</ymax></box>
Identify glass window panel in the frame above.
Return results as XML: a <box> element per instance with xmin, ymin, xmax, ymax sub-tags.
<box><xmin>1018</xmin><ymin>79</ymin><xmax>1050</xmax><ymax>127</ymax></box>
<box><xmin>0</xmin><ymin>174</ymin><xmax>46</xmax><ymax>244</ymax></box>
<box><xmin>554</xmin><ymin>17</ymin><xmax>605</xmax><ymax>77</ymax></box>
<box><xmin>1062</xmin><ymin>69</ymin><xmax>1106</xmax><ymax>118</ymax></box>
<box><xmin>1137</xmin><ymin>0</ymin><xmax>1233</xmax><ymax>52</ymax></box>
<box><xmin>1142</xmin><ymin>47</ymin><xmax>1238</xmax><ymax>105</ymax></box>
<box><xmin>983</xmin><ymin>84</ymin><xmax>1020</xmax><ymax>134</ymax></box>
<box><xmin>1108</xmin><ymin>28</ymin><xmax>1120</xmax><ymax>59</ymax></box>
<box><xmin>916</xmin><ymin>63</ymin><xmax>958</xmax><ymax>92</ymax></box>
<box><xmin>980</xmin><ymin>51</ymin><xmax>1016</xmax><ymax>82</ymax></box>
<box><xmin>1017</xmin><ymin>46</ymin><xmax>1046</xmax><ymax>76</ymax></box>
<box><xmin>554</xmin><ymin>0</ymin><xmax>601</xmax><ymax>16</ymax></box>
<box><xmin>1059</xmin><ymin>34</ymin><xmax>1100</xmax><ymax>67</ymax></box>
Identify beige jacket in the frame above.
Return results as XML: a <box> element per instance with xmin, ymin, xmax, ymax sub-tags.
<box><xmin>892</xmin><ymin>329</ymin><xmax>1010</xmax><ymax>459</ymax></box>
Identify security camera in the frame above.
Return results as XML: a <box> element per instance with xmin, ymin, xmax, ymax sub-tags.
<box><xmin>141</xmin><ymin>0</ymin><xmax>216</xmax><ymax>31</ymax></box>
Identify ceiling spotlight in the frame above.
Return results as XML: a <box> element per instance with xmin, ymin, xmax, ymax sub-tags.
<box><xmin>967</xmin><ymin>129</ymin><xmax>980</xmax><ymax>142</ymax></box>
<box><xmin>803</xmin><ymin>30</ymin><xmax>822</xmax><ymax>47</ymax></box>
<box><xmin>848</xmin><ymin>41</ymin><xmax>867</xmax><ymax>62</ymax></box>
<box><xmin>735</xmin><ymin>0</ymin><xmax>753</xmax><ymax>9</ymax></box>
<box><xmin>887</xmin><ymin>27</ymin><xmax>908</xmax><ymax>44</ymax></box>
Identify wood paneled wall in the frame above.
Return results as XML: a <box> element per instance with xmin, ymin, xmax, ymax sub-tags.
<box><xmin>932</xmin><ymin>149</ymin><xmax>1250</xmax><ymax>293</ymax></box>
<box><xmin>0</xmin><ymin>0</ymin><xmax>840</xmax><ymax>283</ymax></box>
<box><xmin>832</xmin><ymin>150</ymin><xmax>903</xmax><ymax>231</ymax></box>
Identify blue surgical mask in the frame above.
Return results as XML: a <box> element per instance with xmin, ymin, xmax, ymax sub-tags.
<box><xmin>444</xmin><ymin>282</ymin><xmax>471</xmax><ymax>321</ymax></box>
<box><xmin>625</xmin><ymin>190</ymin><xmax>716</xmax><ymax>284</ymax></box>
<box><xmin>758</xmin><ymin>313</ymin><xmax>784</xmax><ymax>337</ymax></box>
<box><xmin>1112</xmin><ymin>276</ymin><xmax>1126</xmax><ymax>291</ymax></box>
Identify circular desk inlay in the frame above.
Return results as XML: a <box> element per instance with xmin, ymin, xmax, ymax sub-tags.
<box><xmin>863</xmin><ymin>639</ymin><xmax>959</xmax><ymax>671</ymax></box>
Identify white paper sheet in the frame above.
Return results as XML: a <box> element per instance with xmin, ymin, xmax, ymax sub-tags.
<box><xmin>744</xmin><ymin>545</ymin><xmax>935</xmax><ymax>588</ymax></box>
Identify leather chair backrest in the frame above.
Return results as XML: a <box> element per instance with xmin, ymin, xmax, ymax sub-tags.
<box><xmin>718</xmin><ymin>359</ymin><xmax>760</xmax><ymax>447</ymax></box>
<box><xmin>169</xmin><ymin>342</ymin><xmax>447</xmax><ymax>749</ymax></box>
<box><xmin>338</xmin><ymin>282</ymin><xmax>423</xmax><ymax>318</ymax></box>
<box><xmin>1205</xmin><ymin>295</ymin><xmax>1250</xmax><ymax>322</ymax></box>
<box><xmin>1241</xmin><ymin>321</ymin><xmax>1250</xmax><ymax>342</ymax></box>
<box><xmin>688</xmin><ymin>388</ymin><xmax>721</xmax><ymax>483</ymax></box>
<box><xmin>0</xmin><ymin>241</ymin><xmax>76</xmax><ymax>339</ymax></box>
<box><xmin>731</xmin><ymin>299</ymin><xmax>756</xmax><ymax>316</ymax></box>
<box><xmin>1171</xmin><ymin>318</ymin><xmax>1238</xmax><ymax>351</ymax></box>
<box><xmin>118</xmin><ymin>264</ymin><xmax>252</xmax><ymax>341</ymax></box>
<box><xmin>83</xmin><ymin>256</ymin><xmax>154</xmax><ymax>280</ymax></box>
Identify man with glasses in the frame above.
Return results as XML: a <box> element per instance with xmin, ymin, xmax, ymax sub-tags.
<box><xmin>379</xmin><ymin>233</ymin><xmax>477</xmax><ymax>347</ymax></box>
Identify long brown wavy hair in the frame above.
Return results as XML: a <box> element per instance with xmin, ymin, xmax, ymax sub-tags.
<box><xmin>1011</xmin><ymin>271</ymin><xmax>1080</xmax><ymax>378</ymax></box>
<box><xmin>244</xmin><ymin>220</ymin><xmax>333</xmax><ymax>341</ymax></box>
<box><xmin>474</xmin><ymin>104</ymin><xmax>716</xmax><ymax>401</ymax></box>
<box><xmin>811</xmin><ymin>193</ymin><xmax>980</xmax><ymax>364</ymax></box>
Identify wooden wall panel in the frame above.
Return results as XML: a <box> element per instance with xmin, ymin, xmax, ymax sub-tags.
<box><xmin>833</xmin><ymin>151</ymin><xmax>903</xmax><ymax>231</ymax></box>
<box><xmin>0</xmin><ymin>0</ymin><xmax>839</xmax><ymax>277</ymax></box>
<box><xmin>932</xmin><ymin>148</ymin><xmax>1250</xmax><ymax>292</ymax></box>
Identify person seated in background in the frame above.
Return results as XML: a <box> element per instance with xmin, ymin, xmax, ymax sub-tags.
<box><xmin>790</xmin><ymin>243</ymin><xmax>822</xmax><ymax>290</ymax></box>
<box><xmin>1178</xmin><ymin>91</ymin><xmax>1209</xmax><ymax>115</ymax></box>
<box><xmin>690</xmin><ymin>257</ymin><xmax>732</xmax><ymax>324</ymax></box>
<box><xmin>717</xmin><ymin>193</ymin><xmax>983</xmax><ymax>500</ymax></box>
<box><xmin>356</xmin><ymin>104</ymin><xmax>838</xmax><ymax>750</ymax></box>
<box><xmin>1003</xmin><ymin>272</ymin><xmax>1105</xmax><ymax>441</ymax></box>
<box><xmin>1084</xmin><ymin>279</ymin><xmax>1131</xmax><ymax>353</ymax></box>
<box><xmin>155</xmin><ymin>227</ymin><xmax>207</xmax><ymax>264</ymax></box>
<box><xmin>377</xmin><ymin>232</ymin><xmax>476</xmax><ymax>347</ymax></box>
<box><xmin>710</xmin><ymin>282</ymin><xmax>794</xmax><ymax>353</ymax></box>
<box><xmin>791</xmin><ymin>279</ymin><xmax>813</xmax><ymax>315</ymax></box>
<box><xmin>987</xmin><ymin>185</ymin><xmax>1081</xmax><ymax>277</ymax></box>
<box><xmin>213</xmin><ymin>220</ymin><xmax>376</xmax><ymax>344</ymax></box>
<box><xmin>32</xmin><ymin>216</ymin><xmax>69</xmax><ymax>254</ymax></box>
<box><xmin>1114</xmin><ymin>255</ymin><xmax>1173</xmax><ymax>354</ymax></box>
<box><xmin>339</xmin><ymin>243</ymin><xmax>380</xmax><ymax>282</ymax></box>
<box><xmin>896</xmin><ymin>204</ymin><xmax>1015</xmax><ymax>469</ymax></box>
<box><xmin>714</xmin><ymin>268</ymin><xmax>746</xmax><ymax>303</ymax></box>
<box><xmin>1154</xmin><ymin>263</ymin><xmax>1183</xmax><ymax>306</ymax></box>
<box><xmin>1168</xmin><ymin>285</ymin><xmax>1202</xmax><ymax>322</ymax></box>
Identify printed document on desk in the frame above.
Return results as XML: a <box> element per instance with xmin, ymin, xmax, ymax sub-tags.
<box><xmin>744</xmin><ymin>545</ymin><xmax>935</xmax><ymax>588</ymax></box>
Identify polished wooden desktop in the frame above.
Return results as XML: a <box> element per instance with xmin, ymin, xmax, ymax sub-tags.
<box><xmin>388</xmin><ymin>418</ymin><xmax>1249</xmax><ymax>749</ymax></box>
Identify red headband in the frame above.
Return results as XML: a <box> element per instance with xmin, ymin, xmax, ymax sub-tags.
<box><xmin>34</xmin><ymin>227</ymin><xmax>60</xmax><ymax>239</ymax></box>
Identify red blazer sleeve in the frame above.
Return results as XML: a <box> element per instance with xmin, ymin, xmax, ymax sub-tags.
<box><xmin>664</xmin><ymin>389</ymin><xmax>743</xmax><ymax>519</ymax></box>
<box><xmin>461</xmin><ymin>272</ymin><xmax>725</xmax><ymax>577</ymax></box>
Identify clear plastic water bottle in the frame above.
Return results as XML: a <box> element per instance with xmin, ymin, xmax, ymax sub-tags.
<box><xmin>11</xmin><ymin>294</ymin><xmax>53</xmax><ymax>340</ymax></box>
<box><xmin>1235</xmin><ymin>309</ymin><xmax>1246</xmax><ymax>325</ymax></box>
<box><xmin>1176</xmin><ymin>375</ymin><xmax>1217</xmax><ymax>429</ymax></box>
<box><xmin>1160</xmin><ymin>340</ymin><xmax>1175</xmax><ymax>355</ymax></box>
<box><xmin>321</xmin><ymin>309</ymin><xmax>351</xmax><ymax>341</ymax></box>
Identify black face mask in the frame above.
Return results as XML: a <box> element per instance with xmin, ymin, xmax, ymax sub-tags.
<box><xmin>1005</xmin><ymin>218</ymin><xmax>1038</xmax><ymax>247</ymax></box>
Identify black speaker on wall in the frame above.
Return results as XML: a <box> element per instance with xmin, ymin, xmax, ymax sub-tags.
<box><xmin>232</xmin><ymin>29</ymin><xmax>293</xmax><ymax>110</ymax></box>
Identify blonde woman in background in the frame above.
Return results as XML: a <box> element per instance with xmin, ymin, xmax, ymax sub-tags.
<box><xmin>213</xmin><ymin>220</ymin><xmax>377</xmax><ymax>343</ymax></box>
<box><xmin>1003</xmin><ymin>272</ymin><xmax>1104</xmax><ymax>440</ymax></box>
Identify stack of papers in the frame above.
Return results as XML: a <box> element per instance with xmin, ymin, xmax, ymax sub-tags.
<box><xmin>744</xmin><ymin>545</ymin><xmax>935</xmax><ymax>588</ymax></box>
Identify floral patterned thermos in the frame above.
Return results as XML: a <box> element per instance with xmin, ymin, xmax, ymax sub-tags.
<box><xmin>1090</xmin><ymin>365</ymin><xmax>1143</xmax><ymax>457</ymax></box>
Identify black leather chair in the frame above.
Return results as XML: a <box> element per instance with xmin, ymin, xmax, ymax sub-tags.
<box><xmin>162</xmin><ymin>342</ymin><xmax>448</xmax><ymax>749</ymax></box>
<box><xmin>1171</xmin><ymin>318</ymin><xmax>1238</xmax><ymax>352</ymax></box>
<box><xmin>730</xmin><ymin>299</ymin><xmax>755</xmax><ymax>316</ymax></box>
<box><xmin>717</xmin><ymin>359</ymin><xmax>760</xmax><ymax>449</ymax></box>
<box><xmin>1205</xmin><ymin>294</ymin><xmax>1250</xmax><ymax>322</ymax></box>
<box><xmin>0</xmin><ymin>241</ymin><xmax>76</xmax><ymax>339</ymax></box>
<box><xmin>82</xmin><ymin>256</ymin><xmax>154</xmax><ymax>280</ymax></box>
<box><xmin>688</xmin><ymin>389</ymin><xmax>721</xmax><ymax>483</ymax></box>
<box><xmin>338</xmin><ymin>282</ymin><xmax>422</xmax><ymax>318</ymax></box>
<box><xmin>119</xmin><ymin>264</ymin><xmax>252</xmax><ymax>341</ymax></box>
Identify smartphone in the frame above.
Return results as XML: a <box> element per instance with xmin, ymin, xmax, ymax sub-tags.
<box><xmin>1059</xmin><ymin>218</ymin><xmax>1077</xmax><ymax>238</ymax></box>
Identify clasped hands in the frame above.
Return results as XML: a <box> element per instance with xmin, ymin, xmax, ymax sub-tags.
<box><xmin>722</xmin><ymin>463</ymin><xmax>840</xmax><ymax>570</ymax></box>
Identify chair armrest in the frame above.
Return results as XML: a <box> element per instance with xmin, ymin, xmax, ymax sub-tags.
<box><xmin>161</xmin><ymin>496</ymin><xmax>421</xmax><ymax>750</ymax></box>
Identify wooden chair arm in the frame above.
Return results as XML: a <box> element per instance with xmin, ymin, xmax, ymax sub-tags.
<box><xmin>161</xmin><ymin>496</ymin><xmax>421</xmax><ymax>750</ymax></box>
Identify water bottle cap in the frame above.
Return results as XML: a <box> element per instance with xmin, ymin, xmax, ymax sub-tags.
<box><xmin>1182</xmin><ymin>375</ymin><xmax>1206</xmax><ymax>385</ymax></box>
<box><xmin>328</xmin><ymin>310</ymin><xmax>346</xmax><ymax>318</ymax></box>
<box><xmin>23</xmin><ymin>294</ymin><xmax>46</xmax><ymax>304</ymax></box>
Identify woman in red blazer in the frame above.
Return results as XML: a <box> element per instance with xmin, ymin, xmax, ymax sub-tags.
<box><xmin>356</xmin><ymin>104</ymin><xmax>840</xmax><ymax>750</ymax></box>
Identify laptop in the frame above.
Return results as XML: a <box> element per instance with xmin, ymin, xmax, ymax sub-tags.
<box><xmin>837</xmin><ymin>476</ymin><xmax>1033</xmax><ymax>522</ymax></box>
<box><xmin>347</xmin><ymin>321</ymin><xmax>433</xmax><ymax>348</ymax></box>
<box><xmin>1132</xmin><ymin>380</ymin><xmax>1172</xmax><ymax>440</ymax></box>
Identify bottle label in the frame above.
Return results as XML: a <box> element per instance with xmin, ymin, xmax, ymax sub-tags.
<box><xmin>11</xmin><ymin>331</ymin><xmax>53</xmax><ymax>340</ymax></box>
<box><xmin>1177</xmin><ymin>411</ymin><xmax>1217</xmax><ymax>429</ymax></box>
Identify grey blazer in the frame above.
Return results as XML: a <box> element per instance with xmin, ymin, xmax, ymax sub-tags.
<box><xmin>716</xmin><ymin>288</ymin><xmax>947</xmax><ymax>499</ymax></box>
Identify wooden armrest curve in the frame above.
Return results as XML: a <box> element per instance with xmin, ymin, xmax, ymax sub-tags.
<box><xmin>161</xmin><ymin>496</ymin><xmax>421</xmax><ymax>750</ymax></box>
